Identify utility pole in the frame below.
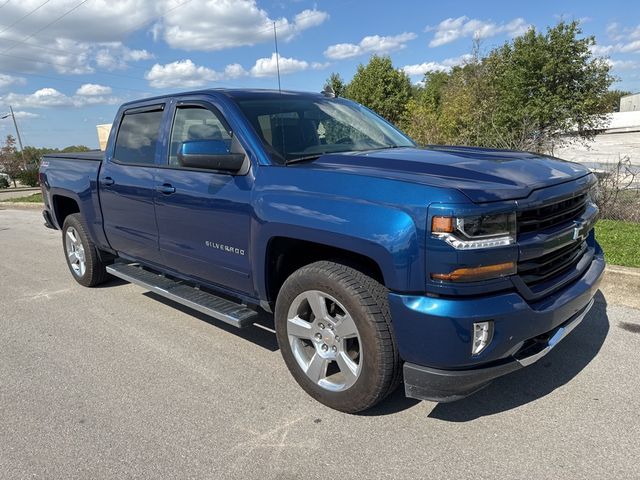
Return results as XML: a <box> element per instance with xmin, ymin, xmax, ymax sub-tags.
<box><xmin>1</xmin><ymin>106</ymin><xmax>26</xmax><ymax>164</ymax></box>
<box><xmin>9</xmin><ymin>106</ymin><xmax>25</xmax><ymax>164</ymax></box>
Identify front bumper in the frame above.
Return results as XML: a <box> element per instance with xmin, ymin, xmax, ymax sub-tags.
<box><xmin>390</xmin><ymin>249</ymin><xmax>605</xmax><ymax>402</ymax></box>
<box><xmin>403</xmin><ymin>298</ymin><xmax>594</xmax><ymax>402</ymax></box>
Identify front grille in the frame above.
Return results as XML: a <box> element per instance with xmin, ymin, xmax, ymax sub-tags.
<box><xmin>518</xmin><ymin>240</ymin><xmax>587</xmax><ymax>287</ymax></box>
<box><xmin>517</xmin><ymin>192</ymin><xmax>587</xmax><ymax>234</ymax></box>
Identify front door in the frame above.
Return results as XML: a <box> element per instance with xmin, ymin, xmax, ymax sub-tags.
<box><xmin>99</xmin><ymin>104</ymin><xmax>165</xmax><ymax>264</ymax></box>
<box><xmin>153</xmin><ymin>101</ymin><xmax>254</xmax><ymax>295</ymax></box>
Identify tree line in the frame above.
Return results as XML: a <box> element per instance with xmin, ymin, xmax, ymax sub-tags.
<box><xmin>327</xmin><ymin>21</ymin><xmax>628</xmax><ymax>154</ymax></box>
<box><xmin>0</xmin><ymin>135</ymin><xmax>90</xmax><ymax>188</ymax></box>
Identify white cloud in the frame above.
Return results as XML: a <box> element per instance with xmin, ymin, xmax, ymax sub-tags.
<box><xmin>156</xmin><ymin>2</ymin><xmax>328</xmax><ymax>51</ymax></box>
<box><xmin>12</xmin><ymin>111</ymin><xmax>40</xmax><ymax>119</ymax></box>
<box><xmin>76</xmin><ymin>84</ymin><xmax>113</xmax><ymax>96</ymax></box>
<box><xmin>1</xmin><ymin>87</ymin><xmax>119</xmax><ymax>108</ymax></box>
<box><xmin>606</xmin><ymin>22</ymin><xmax>640</xmax><ymax>42</ymax></box>
<box><xmin>0</xmin><ymin>74</ymin><xmax>25</xmax><ymax>89</ymax></box>
<box><xmin>145</xmin><ymin>60</ymin><xmax>223</xmax><ymax>89</ymax></box>
<box><xmin>324</xmin><ymin>32</ymin><xmax>417</xmax><ymax>60</ymax></box>
<box><xmin>250</xmin><ymin>53</ymin><xmax>309</xmax><ymax>77</ymax></box>
<box><xmin>224</xmin><ymin>63</ymin><xmax>249</xmax><ymax>79</ymax></box>
<box><xmin>607</xmin><ymin>59</ymin><xmax>640</xmax><ymax>71</ymax></box>
<box><xmin>94</xmin><ymin>43</ymin><xmax>154</xmax><ymax>70</ymax></box>
<box><xmin>0</xmin><ymin>1</ymin><xmax>327</xmax><ymax>76</ymax></box>
<box><xmin>146</xmin><ymin>54</ymin><xmax>315</xmax><ymax>88</ymax></box>
<box><xmin>426</xmin><ymin>16</ymin><xmax>529</xmax><ymax>47</ymax></box>
<box><xmin>591</xmin><ymin>40</ymin><xmax>640</xmax><ymax>57</ymax></box>
<box><xmin>402</xmin><ymin>54</ymin><xmax>473</xmax><ymax>76</ymax></box>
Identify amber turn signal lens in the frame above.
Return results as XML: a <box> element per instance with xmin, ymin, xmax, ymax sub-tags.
<box><xmin>432</xmin><ymin>216</ymin><xmax>454</xmax><ymax>233</ymax></box>
<box><xmin>431</xmin><ymin>262</ymin><xmax>516</xmax><ymax>282</ymax></box>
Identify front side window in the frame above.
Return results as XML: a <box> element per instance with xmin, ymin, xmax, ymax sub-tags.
<box><xmin>169</xmin><ymin>106</ymin><xmax>232</xmax><ymax>166</ymax></box>
<box><xmin>234</xmin><ymin>96</ymin><xmax>415</xmax><ymax>163</ymax></box>
<box><xmin>113</xmin><ymin>109</ymin><xmax>163</xmax><ymax>165</ymax></box>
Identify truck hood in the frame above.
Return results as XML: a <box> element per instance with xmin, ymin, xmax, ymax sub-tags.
<box><xmin>301</xmin><ymin>146</ymin><xmax>591</xmax><ymax>203</ymax></box>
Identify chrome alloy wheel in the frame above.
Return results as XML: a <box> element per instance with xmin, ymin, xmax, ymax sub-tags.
<box><xmin>286</xmin><ymin>290</ymin><xmax>362</xmax><ymax>392</ymax></box>
<box><xmin>65</xmin><ymin>226</ymin><xmax>86</xmax><ymax>277</ymax></box>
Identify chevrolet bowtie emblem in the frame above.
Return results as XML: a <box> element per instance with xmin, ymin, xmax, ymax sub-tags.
<box><xmin>572</xmin><ymin>220</ymin><xmax>587</xmax><ymax>241</ymax></box>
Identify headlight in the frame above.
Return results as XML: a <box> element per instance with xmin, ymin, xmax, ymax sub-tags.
<box><xmin>431</xmin><ymin>212</ymin><xmax>516</xmax><ymax>250</ymax></box>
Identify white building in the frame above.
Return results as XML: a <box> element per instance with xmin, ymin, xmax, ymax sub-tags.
<box><xmin>620</xmin><ymin>93</ymin><xmax>640</xmax><ymax>112</ymax></box>
<box><xmin>554</xmin><ymin>111</ymin><xmax>640</xmax><ymax>168</ymax></box>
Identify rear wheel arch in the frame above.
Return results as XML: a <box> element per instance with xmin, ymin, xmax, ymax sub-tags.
<box><xmin>52</xmin><ymin>194</ymin><xmax>80</xmax><ymax>229</ymax></box>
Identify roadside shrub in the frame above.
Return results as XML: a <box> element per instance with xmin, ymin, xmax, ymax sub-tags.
<box><xmin>0</xmin><ymin>176</ymin><xmax>9</xmax><ymax>189</ymax></box>
<box><xmin>17</xmin><ymin>167</ymin><xmax>40</xmax><ymax>187</ymax></box>
<box><xmin>594</xmin><ymin>155</ymin><xmax>640</xmax><ymax>223</ymax></box>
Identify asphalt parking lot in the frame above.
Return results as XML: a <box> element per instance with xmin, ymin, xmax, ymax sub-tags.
<box><xmin>1</xmin><ymin>207</ymin><xmax>639</xmax><ymax>480</ymax></box>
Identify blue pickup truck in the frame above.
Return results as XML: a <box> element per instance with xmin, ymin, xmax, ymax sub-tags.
<box><xmin>40</xmin><ymin>88</ymin><xmax>604</xmax><ymax>412</ymax></box>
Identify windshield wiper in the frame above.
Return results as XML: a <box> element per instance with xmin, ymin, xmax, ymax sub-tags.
<box><xmin>285</xmin><ymin>154</ymin><xmax>323</xmax><ymax>165</ymax></box>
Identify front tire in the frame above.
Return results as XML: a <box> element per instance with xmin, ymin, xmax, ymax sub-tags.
<box><xmin>62</xmin><ymin>213</ymin><xmax>109</xmax><ymax>287</ymax></box>
<box><xmin>275</xmin><ymin>261</ymin><xmax>401</xmax><ymax>413</ymax></box>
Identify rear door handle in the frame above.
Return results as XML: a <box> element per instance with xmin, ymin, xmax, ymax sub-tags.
<box><xmin>102</xmin><ymin>177</ymin><xmax>115</xmax><ymax>186</ymax></box>
<box><xmin>156</xmin><ymin>183</ymin><xmax>176</xmax><ymax>194</ymax></box>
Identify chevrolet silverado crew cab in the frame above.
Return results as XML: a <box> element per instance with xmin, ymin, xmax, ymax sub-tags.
<box><xmin>39</xmin><ymin>89</ymin><xmax>604</xmax><ymax>413</ymax></box>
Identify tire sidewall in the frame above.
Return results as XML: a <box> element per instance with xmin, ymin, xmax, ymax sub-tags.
<box><xmin>275</xmin><ymin>264</ymin><xmax>389</xmax><ymax>412</ymax></box>
<box><xmin>62</xmin><ymin>214</ymin><xmax>94</xmax><ymax>287</ymax></box>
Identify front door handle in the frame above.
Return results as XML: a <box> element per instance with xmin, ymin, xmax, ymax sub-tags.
<box><xmin>102</xmin><ymin>176</ymin><xmax>115</xmax><ymax>186</ymax></box>
<box><xmin>156</xmin><ymin>183</ymin><xmax>176</xmax><ymax>194</ymax></box>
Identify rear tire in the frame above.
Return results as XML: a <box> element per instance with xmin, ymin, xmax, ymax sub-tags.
<box><xmin>275</xmin><ymin>261</ymin><xmax>401</xmax><ymax>413</ymax></box>
<box><xmin>62</xmin><ymin>213</ymin><xmax>109</xmax><ymax>287</ymax></box>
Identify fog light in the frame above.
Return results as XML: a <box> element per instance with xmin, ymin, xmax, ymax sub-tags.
<box><xmin>472</xmin><ymin>321</ymin><xmax>494</xmax><ymax>355</ymax></box>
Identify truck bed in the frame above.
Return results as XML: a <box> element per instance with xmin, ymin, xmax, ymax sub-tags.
<box><xmin>43</xmin><ymin>150</ymin><xmax>104</xmax><ymax>162</ymax></box>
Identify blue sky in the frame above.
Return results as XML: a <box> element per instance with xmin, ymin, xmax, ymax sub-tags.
<box><xmin>0</xmin><ymin>0</ymin><xmax>639</xmax><ymax>148</ymax></box>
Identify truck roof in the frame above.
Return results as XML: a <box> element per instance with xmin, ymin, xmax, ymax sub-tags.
<box><xmin>119</xmin><ymin>88</ymin><xmax>329</xmax><ymax>109</ymax></box>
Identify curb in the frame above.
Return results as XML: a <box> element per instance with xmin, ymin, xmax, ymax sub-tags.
<box><xmin>0</xmin><ymin>202</ymin><xmax>43</xmax><ymax>209</ymax></box>
<box><xmin>1</xmin><ymin>187</ymin><xmax>41</xmax><ymax>193</ymax></box>
<box><xmin>605</xmin><ymin>264</ymin><xmax>640</xmax><ymax>277</ymax></box>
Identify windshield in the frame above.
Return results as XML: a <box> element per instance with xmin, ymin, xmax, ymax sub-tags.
<box><xmin>234</xmin><ymin>95</ymin><xmax>415</xmax><ymax>163</ymax></box>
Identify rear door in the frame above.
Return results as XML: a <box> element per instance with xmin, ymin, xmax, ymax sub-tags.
<box><xmin>153</xmin><ymin>98</ymin><xmax>254</xmax><ymax>295</ymax></box>
<box><xmin>99</xmin><ymin>104</ymin><xmax>166</xmax><ymax>263</ymax></box>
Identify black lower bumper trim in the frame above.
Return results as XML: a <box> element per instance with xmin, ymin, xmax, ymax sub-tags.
<box><xmin>403</xmin><ymin>360</ymin><xmax>521</xmax><ymax>403</ymax></box>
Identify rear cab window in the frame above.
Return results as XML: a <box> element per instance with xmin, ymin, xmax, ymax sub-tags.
<box><xmin>113</xmin><ymin>107</ymin><xmax>164</xmax><ymax>165</ymax></box>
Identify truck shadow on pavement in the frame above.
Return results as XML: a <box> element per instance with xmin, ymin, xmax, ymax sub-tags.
<box><xmin>426</xmin><ymin>290</ymin><xmax>610</xmax><ymax>422</ymax></box>
<box><xmin>143</xmin><ymin>292</ymin><xmax>280</xmax><ymax>352</ymax></box>
<box><xmin>130</xmin><ymin>281</ymin><xmax>609</xmax><ymax>419</ymax></box>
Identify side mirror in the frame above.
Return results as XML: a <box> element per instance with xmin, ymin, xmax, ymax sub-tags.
<box><xmin>177</xmin><ymin>140</ymin><xmax>245</xmax><ymax>172</ymax></box>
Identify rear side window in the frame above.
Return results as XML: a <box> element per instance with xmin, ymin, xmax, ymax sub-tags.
<box><xmin>113</xmin><ymin>109</ymin><xmax>163</xmax><ymax>165</ymax></box>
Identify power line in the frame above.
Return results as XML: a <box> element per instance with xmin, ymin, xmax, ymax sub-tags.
<box><xmin>0</xmin><ymin>1</ymin><xmax>11</xmax><ymax>11</ymax></box>
<box><xmin>0</xmin><ymin>68</ymin><xmax>149</xmax><ymax>93</ymax></box>
<box><xmin>0</xmin><ymin>0</ymin><xmax>52</xmax><ymax>36</ymax></box>
<box><xmin>2</xmin><ymin>0</ymin><xmax>90</xmax><ymax>53</ymax></box>
<box><xmin>0</xmin><ymin>51</ymin><xmax>151</xmax><ymax>82</ymax></box>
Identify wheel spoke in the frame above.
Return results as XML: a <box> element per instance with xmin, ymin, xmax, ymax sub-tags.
<box><xmin>66</xmin><ymin>229</ymin><xmax>77</xmax><ymax>245</ymax></box>
<box><xmin>305</xmin><ymin>353</ymin><xmax>328</xmax><ymax>383</ymax></box>
<box><xmin>306</xmin><ymin>291</ymin><xmax>328</xmax><ymax>322</ymax></box>
<box><xmin>335</xmin><ymin>313</ymin><xmax>358</xmax><ymax>339</ymax></box>
<box><xmin>287</xmin><ymin>316</ymin><xmax>313</xmax><ymax>339</ymax></box>
<box><xmin>336</xmin><ymin>351</ymin><xmax>358</xmax><ymax>386</ymax></box>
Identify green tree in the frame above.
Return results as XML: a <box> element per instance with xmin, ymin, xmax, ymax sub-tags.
<box><xmin>602</xmin><ymin>89</ymin><xmax>631</xmax><ymax>112</ymax></box>
<box><xmin>484</xmin><ymin>21</ymin><xmax>614</xmax><ymax>152</ymax></box>
<box><xmin>0</xmin><ymin>135</ymin><xmax>21</xmax><ymax>187</ymax></box>
<box><xmin>325</xmin><ymin>72</ymin><xmax>347</xmax><ymax>97</ymax></box>
<box><xmin>402</xmin><ymin>21</ymin><xmax>614</xmax><ymax>153</ymax></box>
<box><xmin>345</xmin><ymin>55</ymin><xmax>412</xmax><ymax>125</ymax></box>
